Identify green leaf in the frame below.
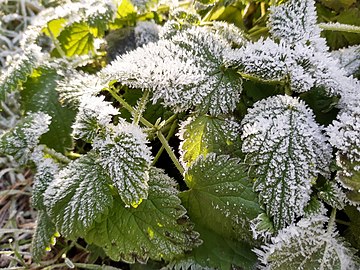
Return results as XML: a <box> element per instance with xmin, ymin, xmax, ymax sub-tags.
<box><xmin>57</xmin><ymin>22</ymin><xmax>95</xmax><ymax>56</ymax></box>
<box><xmin>179</xmin><ymin>115</ymin><xmax>242</xmax><ymax>167</ymax></box>
<box><xmin>0</xmin><ymin>112</ymin><xmax>51</xmax><ymax>165</ymax></box>
<box><xmin>21</xmin><ymin>67</ymin><xmax>76</xmax><ymax>153</ymax></box>
<box><xmin>181</xmin><ymin>154</ymin><xmax>262</xmax><ymax>242</ymax></box>
<box><xmin>317</xmin><ymin>181</ymin><xmax>346</xmax><ymax>210</ymax></box>
<box><xmin>93</xmin><ymin>123</ymin><xmax>152</xmax><ymax>207</ymax></box>
<box><xmin>320</xmin><ymin>0</ymin><xmax>356</xmax><ymax>12</ymax></box>
<box><xmin>31</xmin><ymin>210</ymin><xmax>57</xmax><ymax>262</ymax></box>
<box><xmin>168</xmin><ymin>226</ymin><xmax>257</xmax><ymax>270</ymax></box>
<box><xmin>0</xmin><ymin>47</ymin><xmax>40</xmax><ymax>101</ymax></box>
<box><xmin>242</xmin><ymin>95</ymin><xmax>332</xmax><ymax>230</ymax></box>
<box><xmin>44</xmin><ymin>152</ymin><xmax>113</xmax><ymax>238</ymax></box>
<box><xmin>344</xmin><ymin>206</ymin><xmax>360</xmax><ymax>251</ymax></box>
<box><xmin>85</xmin><ymin>168</ymin><xmax>201</xmax><ymax>263</ymax></box>
<box><xmin>256</xmin><ymin>214</ymin><xmax>360</xmax><ymax>269</ymax></box>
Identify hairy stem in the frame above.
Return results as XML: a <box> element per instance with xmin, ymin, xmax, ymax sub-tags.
<box><xmin>133</xmin><ymin>90</ymin><xmax>149</xmax><ymax>126</ymax></box>
<box><xmin>107</xmin><ymin>88</ymin><xmax>153</xmax><ymax>128</ymax></box>
<box><xmin>318</xmin><ymin>22</ymin><xmax>360</xmax><ymax>34</ymax></box>
<box><xmin>157</xmin><ymin>130</ymin><xmax>184</xmax><ymax>175</ymax></box>
<box><xmin>152</xmin><ymin>119</ymin><xmax>178</xmax><ymax>166</ymax></box>
<box><xmin>42</xmin><ymin>146</ymin><xmax>71</xmax><ymax>164</ymax></box>
<box><xmin>47</xmin><ymin>26</ymin><xmax>66</xmax><ymax>58</ymax></box>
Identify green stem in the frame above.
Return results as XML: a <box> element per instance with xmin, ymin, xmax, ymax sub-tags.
<box><xmin>327</xmin><ymin>208</ymin><xmax>337</xmax><ymax>233</ymax></box>
<box><xmin>47</xmin><ymin>26</ymin><xmax>66</xmax><ymax>58</ymax></box>
<box><xmin>43</xmin><ymin>262</ymin><xmax>117</xmax><ymax>270</ymax></box>
<box><xmin>107</xmin><ymin>88</ymin><xmax>153</xmax><ymax>128</ymax></box>
<box><xmin>157</xmin><ymin>130</ymin><xmax>184</xmax><ymax>175</ymax></box>
<box><xmin>133</xmin><ymin>90</ymin><xmax>149</xmax><ymax>126</ymax></box>
<box><xmin>335</xmin><ymin>219</ymin><xmax>351</xmax><ymax>226</ymax></box>
<box><xmin>152</xmin><ymin>119</ymin><xmax>178</xmax><ymax>166</ymax></box>
<box><xmin>43</xmin><ymin>146</ymin><xmax>71</xmax><ymax>164</ymax></box>
<box><xmin>318</xmin><ymin>22</ymin><xmax>360</xmax><ymax>34</ymax></box>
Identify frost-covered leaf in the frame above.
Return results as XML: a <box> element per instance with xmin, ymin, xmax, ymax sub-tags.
<box><xmin>56</xmin><ymin>70</ymin><xmax>106</xmax><ymax>107</ymax></box>
<box><xmin>72</xmin><ymin>95</ymin><xmax>119</xmax><ymax>143</ymax></box>
<box><xmin>181</xmin><ymin>154</ymin><xmax>262</xmax><ymax>242</ymax></box>
<box><xmin>93</xmin><ymin>123</ymin><xmax>152</xmax><ymax>207</ymax></box>
<box><xmin>0</xmin><ymin>112</ymin><xmax>51</xmax><ymax>165</ymax></box>
<box><xmin>318</xmin><ymin>181</ymin><xmax>346</xmax><ymax>210</ymax></box>
<box><xmin>21</xmin><ymin>67</ymin><xmax>76</xmax><ymax>153</ymax></box>
<box><xmin>57</xmin><ymin>22</ymin><xmax>95</xmax><ymax>56</ymax></box>
<box><xmin>31</xmin><ymin>148</ymin><xmax>60</xmax><ymax>210</ymax></box>
<box><xmin>0</xmin><ymin>45</ymin><xmax>42</xmax><ymax>101</ymax></box>
<box><xmin>255</xmin><ymin>214</ymin><xmax>359</xmax><ymax>269</ymax></box>
<box><xmin>85</xmin><ymin>168</ymin><xmax>201</xmax><ymax>263</ymax></box>
<box><xmin>241</xmin><ymin>95</ymin><xmax>332</xmax><ymax>230</ymax></box>
<box><xmin>167</xmin><ymin>226</ymin><xmax>257</xmax><ymax>270</ymax></box>
<box><xmin>178</xmin><ymin>115</ymin><xmax>242</xmax><ymax>167</ymax></box>
<box><xmin>44</xmin><ymin>152</ymin><xmax>113</xmax><ymax>238</ymax></box>
<box><xmin>268</xmin><ymin>0</ymin><xmax>327</xmax><ymax>51</ymax></box>
<box><xmin>102</xmin><ymin>26</ymin><xmax>242</xmax><ymax>116</ymax></box>
<box><xmin>134</xmin><ymin>21</ymin><xmax>160</xmax><ymax>47</ymax></box>
<box><xmin>31</xmin><ymin>211</ymin><xmax>57</xmax><ymax>262</ymax></box>
<box><xmin>331</xmin><ymin>45</ymin><xmax>360</xmax><ymax>77</ymax></box>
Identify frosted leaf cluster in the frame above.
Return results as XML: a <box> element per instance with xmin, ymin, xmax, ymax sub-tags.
<box><xmin>268</xmin><ymin>0</ymin><xmax>326</xmax><ymax>51</ymax></box>
<box><xmin>208</xmin><ymin>21</ymin><xmax>248</xmax><ymax>48</ymax></box>
<box><xmin>241</xmin><ymin>95</ymin><xmax>332</xmax><ymax>229</ymax></box>
<box><xmin>134</xmin><ymin>21</ymin><xmax>160</xmax><ymax>47</ymax></box>
<box><xmin>0</xmin><ymin>112</ymin><xmax>51</xmax><ymax>165</ymax></box>
<box><xmin>102</xmin><ymin>26</ymin><xmax>242</xmax><ymax>116</ymax></box>
<box><xmin>72</xmin><ymin>95</ymin><xmax>119</xmax><ymax>142</ymax></box>
<box><xmin>255</xmin><ymin>214</ymin><xmax>359</xmax><ymax>269</ymax></box>
<box><xmin>44</xmin><ymin>152</ymin><xmax>113</xmax><ymax>238</ymax></box>
<box><xmin>33</xmin><ymin>0</ymin><xmax>117</xmax><ymax>29</ymax></box>
<box><xmin>93</xmin><ymin>123</ymin><xmax>152</xmax><ymax>206</ymax></box>
<box><xmin>56</xmin><ymin>70</ymin><xmax>106</xmax><ymax>107</ymax></box>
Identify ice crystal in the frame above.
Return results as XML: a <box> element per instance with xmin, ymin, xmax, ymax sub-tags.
<box><xmin>241</xmin><ymin>95</ymin><xmax>332</xmax><ymax>230</ymax></box>
<box><xmin>93</xmin><ymin>122</ymin><xmax>152</xmax><ymax>206</ymax></box>
<box><xmin>0</xmin><ymin>112</ymin><xmax>51</xmax><ymax>165</ymax></box>
<box><xmin>268</xmin><ymin>0</ymin><xmax>327</xmax><ymax>51</ymax></box>
<box><xmin>72</xmin><ymin>95</ymin><xmax>119</xmax><ymax>142</ymax></box>
<box><xmin>44</xmin><ymin>152</ymin><xmax>113</xmax><ymax>238</ymax></box>
<box><xmin>331</xmin><ymin>45</ymin><xmax>360</xmax><ymax>77</ymax></box>
<box><xmin>103</xmin><ymin>26</ymin><xmax>242</xmax><ymax>115</ymax></box>
<box><xmin>255</xmin><ymin>214</ymin><xmax>359</xmax><ymax>269</ymax></box>
<box><xmin>56</xmin><ymin>70</ymin><xmax>106</xmax><ymax>107</ymax></box>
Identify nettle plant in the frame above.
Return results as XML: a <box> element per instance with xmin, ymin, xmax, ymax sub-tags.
<box><xmin>1</xmin><ymin>0</ymin><xmax>360</xmax><ymax>268</ymax></box>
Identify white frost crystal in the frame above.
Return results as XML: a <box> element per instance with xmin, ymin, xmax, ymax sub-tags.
<box><xmin>241</xmin><ymin>95</ymin><xmax>332</xmax><ymax>229</ymax></box>
<box><xmin>255</xmin><ymin>214</ymin><xmax>359</xmax><ymax>269</ymax></box>
<box><xmin>72</xmin><ymin>95</ymin><xmax>119</xmax><ymax>142</ymax></box>
<box><xmin>102</xmin><ymin>26</ymin><xmax>242</xmax><ymax>115</ymax></box>
<box><xmin>93</xmin><ymin>123</ymin><xmax>152</xmax><ymax>206</ymax></box>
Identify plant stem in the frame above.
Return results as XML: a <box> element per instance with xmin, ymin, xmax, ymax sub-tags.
<box><xmin>335</xmin><ymin>219</ymin><xmax>351</xmax><ymax>226</ymax></box>
<box><xmin>157</xmin><ymin>130</ymin><xmax>184</xmax><ymax>175</ymax></box>
<box><xmin>318</xmin><ymin>22</ymin><xmax>360</xmax><ymax>34</ymax></box>
<box><xmin>43</xmin><ymin>262</ymin><xmax>120</xmax><ymax>270</ymax></box>
<box><xmin>47</xmin><ymin>26</ymin><xmax>66</xmax><ymax>58</ymax></box>
<box><xmin>327</xmin><ymin>208</ymin><xmax>337</xmax><ymax>233</ymax></box>
<box><xmin>107</xmin><ymin>88</ymin><xmax>153</xmax><ymax>128</ymax></box>
<box><xmin>43</xmin><ymin>146</ymin><xmax>71</xmax><ymax>164</ymax></box>
<box><xmin>133</xmin><ymin>90</ymin><xmax>149</xmax><ymax>126</ymax></box>
<box><xmin>152</xmin><ymin>119</ymin><xmax>178</xmax><ymax>166</ymax></box>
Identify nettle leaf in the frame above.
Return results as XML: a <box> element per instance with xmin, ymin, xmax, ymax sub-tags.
<box><xmin>168</xmin><ymin>226</ymin><xmax>257</xmax><ymax>270</ymax></box>
<box><xmin>0</xmin><ymin>45</ymin><xmax>42</xmax><ymax>101</ymax></box>
<box><xmin>255</xmin><ymin>214</ymin><xmax>359</xmax><ymax>269</ymax></box>
<box><xmin>0</xmin><ymin>112</ymin><xmax>51</xmax><ymax>165</ymax></box>
<box><xmin>85</xmin><ymin>168</ymin><xmax>201</xmax><ymax>263</ymax></box>
<box><xmin>72</xmin><ymin>95</ymin><xmax>119</xmax><ymax>143</ymax></box>
<box><xmin>208</xmin><ymin>21</ymin><xmax>248</xmax><ymax>48</ymax></box>
<box><xmin>241</xmin><ymin>95</ymin><xmax>332</xmax><ymax>230</ymax></box>
<box><xmin>56</xmin><ymin>70</ymin><xmax>106</xmax><ymax>108</ymax></box>
<box><xmin>268</xmin><ymin>0</ymin><xmax>327</xmax><ymax>51</ymax></box>
<box><xmin>102</xmin><ymin>26</ymin><xmax>243</xmax><ymax>116</ymax></box>
<box><xmin>31</xmin><ymin>147</ymin><xmax>60</xmax><ymax>210</ymax></box>
<box><xmin>44</xmin><ymin>152</ymin><xmax>113</xmax><ymax>239</ymax></box>
<box><xmin>318</xmin><ymin>181</ymin><xmax>346</xmax><ymax>210</ymax></box>
<box><xmin>57</xmin><ymin>22</ymin><xmax>95</xmax><ymax>56</ymax></box>
<box><xmin>31</xmin><ymin>210</ymin><xmax>57</xmax><ymax>262</ymax></box>
<box><xmin>181</xmin><ymin>154</ymin><xmax>262</xmax><ymax>242</ymax></box>
<box><xmin>21</xmin><ymin>67</ymin><xmax>76</xmax><ymax>153</ymax></box>
<box><xmin>331</xmin><ymin>45</ymin><xmax>360</xmax><ymax>77</ymax></box>
<box><xmin>93</xmin><ymin>123</ymin><xmax>152</xmax><ymax>207</ymax></box>
<box><xmin>178</xmin><ymin>115</ymin><xmax>242</xmax><ymax>167</ymax></box>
